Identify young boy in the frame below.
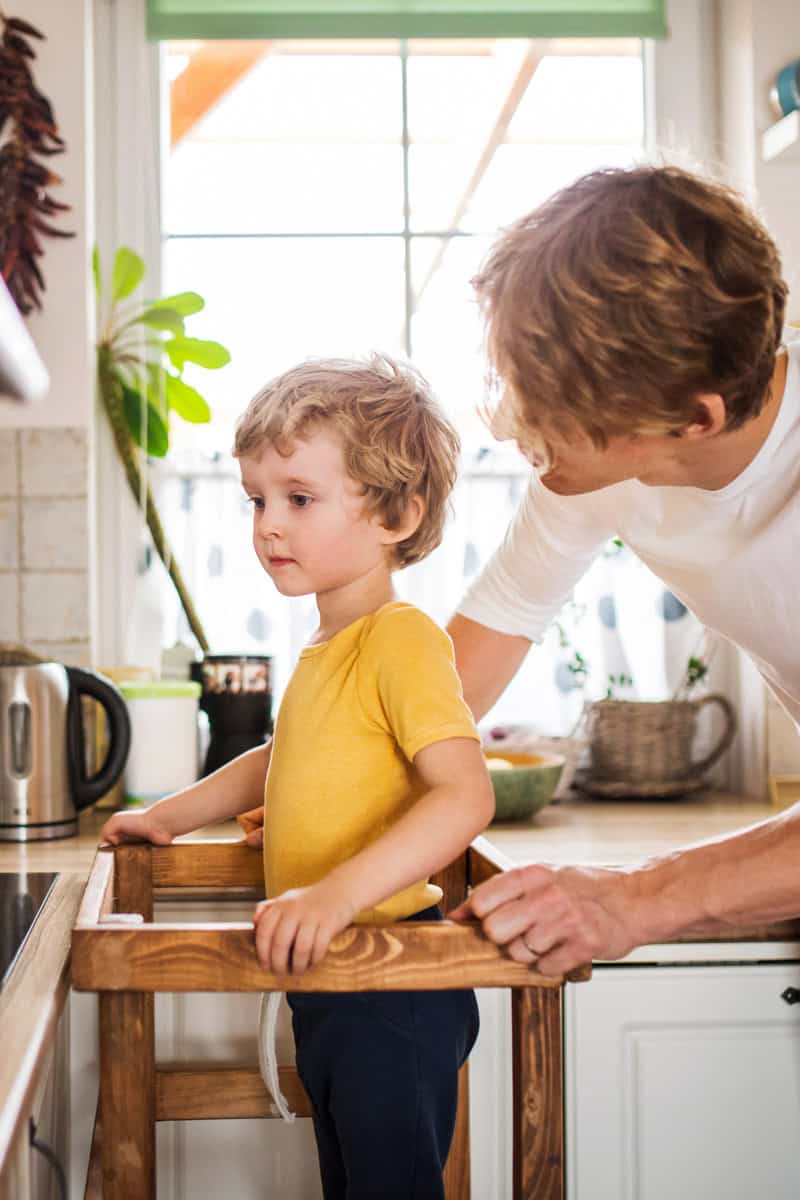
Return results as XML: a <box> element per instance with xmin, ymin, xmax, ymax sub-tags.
<box><xmin>101</xmin><ymin>353</ymin><xmax>494</xmax><ymax>1200</ymax></box>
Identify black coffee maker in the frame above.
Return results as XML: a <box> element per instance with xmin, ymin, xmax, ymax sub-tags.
<box><xmin>192</xmin><ymin>654</ymin><xmax>273</xmax><ymax>776</ymax></box>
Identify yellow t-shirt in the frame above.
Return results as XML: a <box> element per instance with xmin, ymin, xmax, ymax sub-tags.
<box><xmin>263</xmin><ymin>601</ymin><xmax>480</xmax><ymax>923</ymax></box>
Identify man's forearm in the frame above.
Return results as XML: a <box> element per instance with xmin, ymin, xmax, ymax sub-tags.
<box><xmin>629</xmin><ymin>803</ymin><xmax>800</xmax><ymax>944</ymax></box>
<box><xmin>447</xmin><ymin>613</ymin><xmax>532</xmax><ymax>721</ymax></box>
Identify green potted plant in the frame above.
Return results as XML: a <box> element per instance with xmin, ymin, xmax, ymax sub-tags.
<box><xmin>582</xmin><ymin>639</ymin><xmax>737</xmax><ymax>796</ymax></box>
<box><xmin>94</xmin><ymin>246</ymin><xmax>231</xmax><ymax>651</ymax></box>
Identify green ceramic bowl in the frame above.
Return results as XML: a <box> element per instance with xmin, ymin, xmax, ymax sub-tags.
<box><xmin>485</xmin><ymin>750</ymin><xmax>565</xmax><ymax>822</ymax></box>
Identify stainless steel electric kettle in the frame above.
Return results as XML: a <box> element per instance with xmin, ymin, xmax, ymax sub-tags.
<box><xmin>0</xmin><ymin>659</ymin><xmax>131</xmax><ymax>841</ymax></box>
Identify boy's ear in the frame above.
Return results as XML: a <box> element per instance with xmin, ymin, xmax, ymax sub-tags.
<box><xmin>683</xmin><ymin>393</ymin><xmax>727</xmax><ymax>438</ymax></box>
<box><xmin>380</xmin><ymin>494</ymin><xmax>425</xmax><ymax>546</ymax></box>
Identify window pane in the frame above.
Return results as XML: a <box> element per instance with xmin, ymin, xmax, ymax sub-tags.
<box><xmin>165</xmin><ymin>46</ymin><xmax>404</xmax><ymax>233</ymax></box>
<box><xmin>410</xmin><ymin>234</ymin><xmax>495</xmax><ymax>452</ymax></box>
<box><xmin>406</xmin><ymin>41</ymin><xmax>643</xmax><ymax>231</ymax></box>
<box><xmin>163</xmin><ymin>235</ymin><xmax>406</xmax><ymax>452</ymax></box>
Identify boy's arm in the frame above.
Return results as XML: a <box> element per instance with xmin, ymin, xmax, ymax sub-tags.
<box><xmin>101</xmin><ymin>740</ymin><xmax>272</xmax><ymax>844</ymax></box>
<box><xmin>252</xmin><ymin>736</ymin><xmax>494</xmax><ymax>973</ymax></box>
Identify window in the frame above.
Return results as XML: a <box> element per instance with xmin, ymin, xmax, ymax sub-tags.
<box><xmin>158</xmin><ymin>37</ymin><xmax>646</xmax><ymax>722</ymax></box>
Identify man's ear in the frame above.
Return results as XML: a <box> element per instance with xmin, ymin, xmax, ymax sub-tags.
<box><xmin>380</xmin><ymin>494</ymin><xmax>425</xmax><ymax>547</ymax></box>
<box><xmin>683</xmin><ymin>393</ymin><xmax>727</xmax><ymax>438</ymax></box>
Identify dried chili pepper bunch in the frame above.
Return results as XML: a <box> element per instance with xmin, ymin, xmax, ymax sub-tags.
<box><xmin>0</xmin><ymin>13</ymin><xmax>73</xmax><ymax>313</ymax></box>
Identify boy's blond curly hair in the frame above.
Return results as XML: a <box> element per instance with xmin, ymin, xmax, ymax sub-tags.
<box><xmin>233</xmin><ymin>354</ymin><xmax>459</xmax><ymax>568</ymax></box>
<box><xmin>474</xmin><ymin>164</ymin><xmax>788</xmax><ymax>450</ymax></box>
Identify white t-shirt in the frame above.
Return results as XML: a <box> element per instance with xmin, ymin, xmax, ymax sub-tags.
<box><xmin>458</xmin><ymin>339</ymin><xmax>800</xmax><ymax>722</ymax></box>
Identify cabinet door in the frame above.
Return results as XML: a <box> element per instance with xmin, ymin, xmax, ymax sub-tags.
<box><xmin>565</xmin><ymin>963</ymin><xmax>800</xmax><ymax>1200</ymax></box>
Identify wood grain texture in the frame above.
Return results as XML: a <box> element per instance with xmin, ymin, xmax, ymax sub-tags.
<box><xmin>432</xmin><ymin>852</ymin><xmax>469</xmax><ymax>913</ymax></box>
<box><xmin>152</xmin><ymin>839</ymin><xmax>263</xmax><ymax>889</ymax></box>
<box><xmin>114</xmin><ymin>843</ymin><xmax>153</xmax><ymax>920</ymax></box>
<box><xmin>512</xmin><ymin>988</ymin><xmax>564</xmax><ymax>1200</ymax></box>
<box><xmin>443</xmin><ymin>1063</ymin><xmax>470</xmax><ymax>1200</ymax></box>
<box><xmin>156</xmin><ymin>1065</ymin><xmax>312</xmax><ymax>1121</ymax></box>
<box><xmin>99</xmin><ymin>991</ymin><xmax>155</xmax><ymax>1199</ymax></box>
<box><xmin>0</xmin><ymin>873</ymin><xmax>84</xmax><ymax>1177</ymax></box>
<box><xmin>72</xmin><ymin>920</ymin><xmax>570</xmax><ymax>993</ymax></box>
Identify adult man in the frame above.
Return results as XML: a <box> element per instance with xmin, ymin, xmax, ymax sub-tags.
<box><xmin>448</xmin><ymin>164</ymin><xmax>800</xmax><ymax>973</ymax></box>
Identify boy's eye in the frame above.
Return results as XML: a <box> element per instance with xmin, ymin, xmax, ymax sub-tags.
<box><xmin>289</xmin><ymin>493</ymin><xmax>312</xmax><ymax>508</ymax></box>
<box><xmin>246</xmin><ymin>496</ymin><xmax>264</xmax><ymax>511</ymax></box>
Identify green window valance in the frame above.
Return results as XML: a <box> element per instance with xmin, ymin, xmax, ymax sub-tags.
<box><xmin>147</xmin><ymin>1</ymin><xmax>667</xmax><ymax>41</ymax></box>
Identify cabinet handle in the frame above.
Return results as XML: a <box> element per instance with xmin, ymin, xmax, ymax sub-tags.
<box><xmin>29</xmin><ymin>1118</ymin><xmax>67</xmax><ymax>1200</ymax></box>
<box><xmin>781</xmin><ymin>987</ymin><xmax>800</xmax><ymax>1005</ymax></box>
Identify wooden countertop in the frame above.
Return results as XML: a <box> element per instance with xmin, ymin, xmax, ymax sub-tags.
<box><xmin>475</xmin><ymin>789</ymin><xmax>778</xmax><ymax>869</ymax></box>
<box><xmin>0</xmin><ymin>790</ymin><xmax>780</xmax><ymax>879</ymax></box>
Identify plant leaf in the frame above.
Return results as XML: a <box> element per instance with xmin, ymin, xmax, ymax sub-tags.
<box><xmin>146</xmin><ymin>363</ymin><xmax>170</xmax><ymax>424</ymax></box>
<box><xmin>120</xmin><ymin>380</ymin><xmax>169</xmax><ymax>457</ymax></box>
<box><xmin>165</xmin><ymin>374</ymin><xmax>211</xmax><ymax>423</ymax></box>
<box><xmin>111</xmin><ymin>247</ymin><xmax>145</xmax><ymax>303</ymax></box>
<box><xmin>92</xmin><ymin>245</ymin><xmax>101</xmax><ymax>304</ymax></box>
<box><xmin>136</xmin><ymin>307</ymin><xmax>186</xmax><ymax>334</ymax></box>
<box><xmin>165</xmin><ymin>337</ymin><xmax>231</xmax><ymax>371</ymax></box>
<box><xmin>150</xmin><ymin>291</ymin><xmax>204</xmax><ymax>317</ymax></box>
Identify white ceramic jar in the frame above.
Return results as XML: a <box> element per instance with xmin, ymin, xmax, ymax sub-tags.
<box><xmin>118</xmin><ymin>680</ymin><xmax>201</xmax><ymax>806</ymax></box>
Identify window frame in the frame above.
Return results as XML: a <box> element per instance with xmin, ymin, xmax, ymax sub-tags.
<box><xmin>95</xmin><ymin>0</ymin><xmax>761</xmax><ymax>798</ymax></box>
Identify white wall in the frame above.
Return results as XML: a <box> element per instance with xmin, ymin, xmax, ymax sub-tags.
<box><xmin>718</xmin><ymin>0</ymin><xmax>800</xmax><ymax>288</ymax></box>
<box><xmin>0</xmin><ymin>0</ymin><xmax>94</xmax><ymax>429</ymax></box>
<box><xmin>0</xmin><ymin>1</ymin><xmax>95</xmax><ymax>663</ymax></box>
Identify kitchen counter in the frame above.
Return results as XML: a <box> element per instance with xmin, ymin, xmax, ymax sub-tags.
<box><xmin>0</xmin><ymin>789</ymin><xmax>781</xmax><ymax>877</ymax></box>
<box><xmin>0</xmin><ymin>791</ymin><xmax>795</xmax><ymax>1184</ymax></box>
<box><xmin>475</xmin><ymin>788</ymin><xmax>779</xmax><ymax>868</ymax></box>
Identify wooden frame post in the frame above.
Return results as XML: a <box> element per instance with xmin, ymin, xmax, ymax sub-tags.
<box><xmin>512</xmin><ymin>988</ymin><xmax>564</xmax><ymax>1200</ymax></box>
<box><xmin>97</xmin><ymin>846</ymin><xmax>155</xmax><ymax>1199</ymax></box>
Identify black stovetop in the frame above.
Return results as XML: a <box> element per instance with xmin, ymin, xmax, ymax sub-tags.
<box><xmin>0</xmin><ymin>872</ymin><xmax>58</xmax><ymax>989</ymax></box>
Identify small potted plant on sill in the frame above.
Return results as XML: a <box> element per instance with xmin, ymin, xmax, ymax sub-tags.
<box><xmin>580</xmin><ymin>634</ymin><xmax>737</xmax><ymax>798</ymax></box>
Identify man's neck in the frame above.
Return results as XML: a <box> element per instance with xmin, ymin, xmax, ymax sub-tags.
<box><xmin>669</xmin><ymin>350</ymin><xmax>788</xmax><ymax>491</ymax></box>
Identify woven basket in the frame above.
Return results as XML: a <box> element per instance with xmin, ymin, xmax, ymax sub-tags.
<box><xmin>585</xmin><ymin>694</ymin><xmax>737</xmax><ymax>788</ymax></box>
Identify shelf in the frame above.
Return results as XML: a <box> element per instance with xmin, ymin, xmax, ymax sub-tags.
<box><xmin>762</xmin><ymin>109</ymin><xmax>800</xmax><ymax>162</ymax></box>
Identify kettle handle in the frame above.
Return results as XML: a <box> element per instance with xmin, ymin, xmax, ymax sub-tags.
<box><xmin>67</xmin><ymin>668</ymin><xmax>131</xmax><ymax>810</ymax></box>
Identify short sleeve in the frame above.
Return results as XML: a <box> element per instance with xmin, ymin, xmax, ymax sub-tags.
<box><xmin>457</xmin><ymin>474</ymin><xmax>615</xmax><ymax>641</ymax></box>
<box><xmin>357</xmin><ymin>605</ymin><xmax>480</xmax><ymax>762</ymax></box>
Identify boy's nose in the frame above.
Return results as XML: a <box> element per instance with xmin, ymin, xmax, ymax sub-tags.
<box><xmin>255</xmin><ymin>505</ymin><xmax>282</xmax><ymax>540</ymax></box>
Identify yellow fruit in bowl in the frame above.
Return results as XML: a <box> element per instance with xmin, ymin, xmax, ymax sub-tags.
<box><xmin>483</xmin><ymin>750</ymin><xmax>565</xmax><ymax>822</ymax></box>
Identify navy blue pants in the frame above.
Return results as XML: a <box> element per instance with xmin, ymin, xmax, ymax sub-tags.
<box><xmin>288</xmin><ymin>906</ymin><xmax>479</xmax><ymax>1200</ymax></box>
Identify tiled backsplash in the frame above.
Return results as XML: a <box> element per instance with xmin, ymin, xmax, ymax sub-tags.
<box><xmin>0</xmin><ymin>428</ymin><xmax>91</xmax><ymax>666</ymax></box>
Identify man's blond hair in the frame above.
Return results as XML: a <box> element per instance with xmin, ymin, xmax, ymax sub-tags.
<box><xmin>233</xmin><ymin>354</ymin><xmax>459</xmax><ymax>567</ymax></box>
<box><xmin>474</xmin><ymin>164</ymin><xmax>788</xmax><ymax>450</ymax></box>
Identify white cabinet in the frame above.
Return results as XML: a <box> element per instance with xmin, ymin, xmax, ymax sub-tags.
<box><xmin>1</xmin><ymin>1005</ymin><xmax>69</xmax><ymax>1200</ymax></box>
<box><xmin>565</xmin><ymin>960</ymin><xmax>800</xmax><ymax>1200</ymax></box>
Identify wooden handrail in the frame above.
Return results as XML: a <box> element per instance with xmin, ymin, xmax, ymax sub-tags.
<box><xmin>73</xmin><ymin>918</ymin><xmax>588</xmax><ymax>993</ymax></box>
<box><xmin>151</xmin><ymin>839</ymin><xmax>263</xmax><ymax>889</ymax></box>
